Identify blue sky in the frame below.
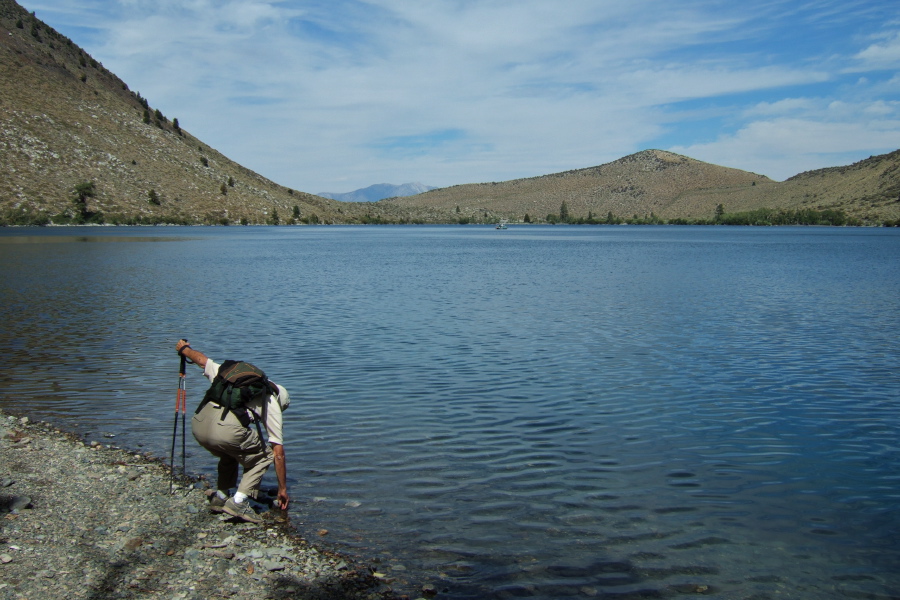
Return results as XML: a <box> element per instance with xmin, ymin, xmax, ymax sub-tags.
<box><xmin>21</xmin><ymin>0</ymin><xmax>900</xmax><ymax>192</ymax></box>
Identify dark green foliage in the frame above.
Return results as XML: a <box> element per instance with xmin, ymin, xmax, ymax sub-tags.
<box><xmin>271</xmin><ymin>207</ymin><xmax>280</xmax><ymax>225</ymax></box>
<box><xmin>154</xmin><ymin>109</ymin><xmax>164</xmax><ymax>123</ymax></box>
<box><xmin>16</xmin><ymin>19</ymin><xmax>23</xmax><ymax>29</ymax></box>
<box><xmin>359</xmin><ymin>214</ymin><xmax>388</xmax><ymax>224</ymax></box>
<box><xmin>559</xmin><ymin>201</ymin><xmax>570</xmax><ymax>222</ymax></box>
<box><xmin>220</xmin><ymin>183</ymin><xmax>227</xmax><ymax>195</ymax></box>
<box><xmin>142</xmin><ymin>110</ymin><xmax>150</xmax><ymax>124</ymax></box>
<box><xmin>0</xmin><ymin>207</ymin><xmax>50</xmax><ymax>226</ymax></box>
<box><xmin>625</xmin><ymin>212</ymin><xmax>664</xmax><ymax>225</ymax></box>
<box><xmin>173</xmin><ymin>118</ymin><xmax>180</xmax><ymax>132</ymax></box>
<box><xmin>228</xmin><ymin>176</ymin><xmax>235</xmax><ymax>187</ymax></box>
<box><xmin>292</xmin><ymin>205</ymin><xmax>301</xmax><ymax>220</ymax></box>
<box><xmin>148</xmin><ymin>189</ymin><xmax>160</xmax><ymax>205</ymax></box>
<box><xmin>200</xmin><ymin>157</ymin><xmax>209</xmax><ymax>167</ymax></box>
<box><xmin>73</xmin><ymin>181</ymin><xmax>95</xmax><ymax>199</ymax></box>
<box><xmin>716</xmin><ymin>207</ymin><xmax>856</xmax><ymax>226</ymax></box>
<box><xmin>523</xmin><ymin>213</ymin><xmax>531</xmax><ymax>223</ymax></box>
<box><xmin>715</xmin><ymin>204</ymin><xmax>725</xmax><ymax>221</ymax></box>
<box><xmin>69</xmin><ymin>181</ymin><xmax>103</xmax><ymax>224</ymax></box>
<box><xmin>106</xmin><ymin>213</ymin><xmax>193</xmax><ymax>226</ymax></box>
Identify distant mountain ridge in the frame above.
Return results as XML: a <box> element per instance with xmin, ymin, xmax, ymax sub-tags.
<box><xmin>318</xmin><ymin>182</ymin><xmax>437</xmax><ymax>202</ymax></box>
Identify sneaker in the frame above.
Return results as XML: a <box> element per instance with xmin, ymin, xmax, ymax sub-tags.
<box><xmin>208</xmin><ymin>494</ymin><xmax>227</xmax><ymax>513</ymax></box>
<box><xmin>223</xmin><ymin>498</ymin><xmax>261</xmax><ymax>524</ymax></box>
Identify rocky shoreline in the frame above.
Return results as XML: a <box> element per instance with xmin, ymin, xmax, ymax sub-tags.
<box><xmin>0</xmin><ymin>409</ymin><xmax>427</xmax><ymax>600</ymax></box>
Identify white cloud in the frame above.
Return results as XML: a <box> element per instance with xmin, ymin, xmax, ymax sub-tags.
<box><xmin>670</xmin><ymin>106</ymin><xmax>900</xmax><ymax>180</ymax></box>
<box><xmin>854</xmin><ymin>30</ymin><xmax>900</xmax><ymax>69</ymax></box>
<box><xmin>19</xmin><ymin>0</ymin><xmax>900</xmax><ymax>191</ymax></box>
<box><xmin>744</xmin><ymin>98</ymin><xmax>820</xmax><ymax>117</ymax></box>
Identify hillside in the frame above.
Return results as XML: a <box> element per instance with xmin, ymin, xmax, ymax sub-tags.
<box><xmin>0</xmin><ymin>0</ymin><xmax>418</xmax><ymax>225</ymax></box>
<box><xmin>385</xmin><ymin>149</ymin><xmax>900</xmax><ymax>224</ymax></box>
<box><xmin>671</xmin><ymin>150</ymin><xmax>900</xmax><ymax>224</ymax></box>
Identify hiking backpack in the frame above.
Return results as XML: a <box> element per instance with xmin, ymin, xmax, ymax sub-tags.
<box><xmin>196</xmin><ymin>360</ymin><xmax>278</xmax><ymax>426</ymax></box>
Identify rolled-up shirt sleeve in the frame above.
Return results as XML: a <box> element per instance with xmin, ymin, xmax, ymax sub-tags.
<box><xmin>204</xmin><ymin>359</ymin><xmax>220</xmax><ymax>382</ymax></box>
<box><xmin>264</xmin><ymin>397</ymin><xmax>284</xmax><ymax>446</ymax></box>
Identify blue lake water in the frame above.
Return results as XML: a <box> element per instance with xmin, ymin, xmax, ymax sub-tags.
<box><xmin>1</xmin><ymin>225</ymin><xmax>898</xmax><ymax>599</ymax></box>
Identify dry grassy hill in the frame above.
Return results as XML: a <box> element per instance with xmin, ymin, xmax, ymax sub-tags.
<box><xmin>673</xmin><ymin>151</ymin><xmax>900</xmax><ymax>224</ymax></box>
<box><xmin>0</xmin><ymin>0</ymin><xmax>417</xmax><ymax>225</ymax></box>
<box><xmin>387</xmin><ymin>150</ymin><xmax>772</xmax><ymax>222</ymax></box>
<box><xmin>385</xmin><ymin>149</ymin><xmax>900</xmax><ymax>225</ymax></box>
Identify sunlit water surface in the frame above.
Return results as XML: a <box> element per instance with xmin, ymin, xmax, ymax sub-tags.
<box><xmin>1</xmin><ymin>225</ymin><xmax>898</xmax><ymax>599</ymax></box>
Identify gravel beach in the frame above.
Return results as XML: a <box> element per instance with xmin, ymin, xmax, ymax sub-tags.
<box><xmin>0</xmin><ymin>409</ymin><xmax>419</xmax><ymax>600</ymax></box>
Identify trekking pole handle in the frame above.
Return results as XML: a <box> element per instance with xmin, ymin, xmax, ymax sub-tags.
<box><xmin>177</xmin><ymin>339</ymin><xmax>195</xmax><ymax>367</ymax></box>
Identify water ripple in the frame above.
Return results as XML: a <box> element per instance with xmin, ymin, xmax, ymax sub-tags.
<box><xmin>1</xmin><ymin>226</ymin><xmax>899</xmax><ymax>599</ymax></box>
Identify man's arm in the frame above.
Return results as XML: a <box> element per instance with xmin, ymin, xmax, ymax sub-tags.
<box><xmin>176</xmin><ymin>339</ymin><xmax>208</xmax><ymax>368</ymax></box>
<box><xmin>272</xmin><ymin>443</ymin><xmax>290</xmax><ymax>510</ymax></box>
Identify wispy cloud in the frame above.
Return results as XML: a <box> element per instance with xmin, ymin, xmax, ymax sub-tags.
<box><xmin>854</xmin><ymin>30</ymin><xmax>900</xmax><ymax>69</ymax></box>
<box><xmin>23</xmin><ymin>0</ymin><xmax>900</xmax><ymax>188</ymax></box>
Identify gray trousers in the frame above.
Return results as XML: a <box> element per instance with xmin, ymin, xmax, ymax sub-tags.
<box><xmin>191</xmin><ymin>401</ymin><xmax>272</xmax><ymax>499</ymax></box>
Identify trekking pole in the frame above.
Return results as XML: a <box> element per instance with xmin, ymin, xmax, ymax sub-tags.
<box><xmin>180</xmin><ymin>350</ymin><xmax>187</xmax><ymax>480</ymax></box>
<box><xmin>170</xmin><ymin>342</ymin><xmax>188</xmax><ymax>493</ymax></box>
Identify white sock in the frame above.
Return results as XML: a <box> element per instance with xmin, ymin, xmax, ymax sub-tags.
<box><xmin>233</xmin><ymin>492</ymin><xmax>249</xmax><ymax>504</ymax></box>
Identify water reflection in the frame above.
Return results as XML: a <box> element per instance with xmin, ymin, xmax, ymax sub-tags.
<box><xmin>0</xmin><ymin>235</ymin><xmax>187</xmax><ymax>244</ymax></box>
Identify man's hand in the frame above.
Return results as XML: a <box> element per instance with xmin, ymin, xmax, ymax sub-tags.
<box><xmin>272</xmin><ymin>443</ymin><xmax>290</xmax><ymax>511</ymax></box>
<box><xmin>175</xmin><ymin>340</ymin><xmax>208</xmax><ymax>368</ymax></box>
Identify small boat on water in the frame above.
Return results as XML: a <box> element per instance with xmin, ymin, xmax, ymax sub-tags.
<box><xmin>495</xmin><ymin>219</ymin><xmax>508</xmax><ymax>230</ymax></box>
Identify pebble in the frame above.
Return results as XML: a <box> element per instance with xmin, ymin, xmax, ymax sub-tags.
<box><xmin>260</xmin><ymin>559</ymin><xmax>285</xmax><ymax>571</ymax></box>
<box><xmin>0</xmin><ymin>410</ymin><xmax>406</xmax><ymax>600</ymax></box>
<box><xmin>7</xmin><ymin>496</ymin><xmax>32</xmax><ymax>511</ymax></box>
